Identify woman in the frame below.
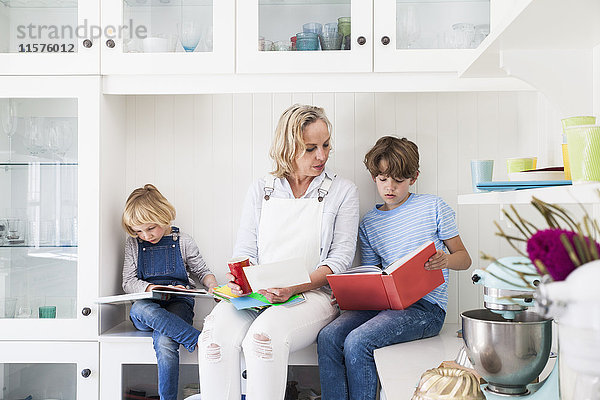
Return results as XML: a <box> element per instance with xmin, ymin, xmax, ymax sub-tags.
<box><xmin>198</xmin><ymin>104</ymin><xmax>359</xmax><ymax>400</ymax></box>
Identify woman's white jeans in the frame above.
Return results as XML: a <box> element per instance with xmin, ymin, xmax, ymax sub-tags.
<box><xmin>199</xmin><ymin>290</ymin><xmax>338</xmax><ymax>400</ymax></box>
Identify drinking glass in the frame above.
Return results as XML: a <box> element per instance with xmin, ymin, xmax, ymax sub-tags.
<box><xmin>397</xmin><ymin>6</ymin><xmax>420</xmax><ymax>49</ymax></box>
<box><xmin>7</xmin><ymin>218</ymin><xmax>23</xmax><ymax>243</ymax></box>
<box><xmin>0</xmin><ymin>99</ymin><xmax>18</xmax><ymax>161</ymax></box>
<box><xmin>24</xmin><ymin>117</ymin><xmax>46</xmax><ymax>156</ymax></box>
<box><xmin>451</xmin><ymin>23</ymin><xmax>475</xmax><ymax>49</ymax></box>
<box><xmin>179</xmin><ymin>21</ymin><xmax>202</xmax><ymax>52</ymax></box>
<box><xmin>46</xmin><ymin>119</ymin><xmax>73</xmax><ymax>161</ymax></box>
<box><xmin>0</xmin><ymin>218</ymin><xmax>7</xmax><ymax>244</ymax></box>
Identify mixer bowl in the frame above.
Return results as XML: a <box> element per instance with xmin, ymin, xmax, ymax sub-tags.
<box><xmin>461</xmin><ymin>309</ymin><xmax>552</xmax><ymax>395</ymax></box>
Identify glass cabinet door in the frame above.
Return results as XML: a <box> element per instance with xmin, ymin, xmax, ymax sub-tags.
<box><xmin>0</xmin><ymin>341</ymin><xmax>99</xmax><ymax>400</ymax></box>
<box><xmin>0</xmin><ymin>0</ymin><xmax>100</xmax><ymax>75</ymax></box>
<box><xmin>101</xmin><ymin>0</ymin><xmax>234</xmax><ymax>74</ymax></box>
<box><xmin>374</xmin><ymin>0</ymin><xmax>490</xmax><ymax>72</ymax></box>
<box><xmin>0</xmin><ymin>77</ymin><xmax>99</xmax><ymax>340</ymax></box>
<box><xmin>237</xmin><ymin>0</ymin><xmax>372</xmax><ymax>73</ymax></box>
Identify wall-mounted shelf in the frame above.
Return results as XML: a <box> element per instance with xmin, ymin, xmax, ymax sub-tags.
<box><xmin>458</xmin><ymin>182</ymin><xmax>600</xmax><ymax>205</ymax></box>
<box><xmin>460</xmin><ymin>0</ymin><xmax>600</xmax><ymax>78</ymax></box>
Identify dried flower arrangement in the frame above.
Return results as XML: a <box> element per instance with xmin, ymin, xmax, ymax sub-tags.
<box><xmin>481</xmin><ymin>194</ymin><xmax>600</xmax><ymax>288</ymax></box>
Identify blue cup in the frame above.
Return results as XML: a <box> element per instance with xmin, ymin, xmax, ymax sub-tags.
<box><xmin>471</xmin><ymin>160</ymin><xmax>494</xmax><ymax>192</ymax></box>
<box><xmin>296</xmin><ymin>32</ymin><xmax>319</xmax><ymax>51</ymax></box>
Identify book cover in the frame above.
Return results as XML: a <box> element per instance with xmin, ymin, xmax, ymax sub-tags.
<box><xmin>327</xmin><ymin>241</ymin><xmax>442</xmax><ymax>310</ymax></box>
<box><xmin>96</xmin><ymin>286</ymin><xmax>210</xmax><ymax>304</ymax></box>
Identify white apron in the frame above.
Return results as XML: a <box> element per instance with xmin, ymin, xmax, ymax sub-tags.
<box><xmin>257</xmin><ymin>174</ymin><xmax>334</xmax><ymax>274</ymax></box>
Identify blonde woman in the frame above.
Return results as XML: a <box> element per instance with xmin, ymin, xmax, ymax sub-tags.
<box><xmin>198</xmin><ymin>104</ymin><xmax>359</xmax><ymax>399</ymax></box>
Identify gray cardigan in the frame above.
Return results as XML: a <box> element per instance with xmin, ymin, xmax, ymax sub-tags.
<box><xmin>122</xmin><ymin>231</ymin><xmax>213</xmax><ymax>294</ymax></box>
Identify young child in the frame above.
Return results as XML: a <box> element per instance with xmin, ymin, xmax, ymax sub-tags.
<box><xmin>121</xmin><ymin>184</ymin><xmax>218</xmax><ymax>400</ymax></box>
<box><xmin>317</xmin><ymin>136</ymin><xmax>472</xmax><ymax>400</ymax></box>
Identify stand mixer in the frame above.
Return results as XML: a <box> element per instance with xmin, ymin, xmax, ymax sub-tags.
<box><xmin>461</xmin><ymin>256</ymin><xmax>559</xmax><ymax>399</ymax></box>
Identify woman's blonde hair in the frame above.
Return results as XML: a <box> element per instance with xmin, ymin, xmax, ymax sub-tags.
<box><xmin>121</xmin><ymin>184</ymin><xmax>176</xmax><ymax>237</ymax></box>
<box><xmin>269</xmin><ymin>104</ymin><xmax>332</xmax><ymax>178</ymax></box>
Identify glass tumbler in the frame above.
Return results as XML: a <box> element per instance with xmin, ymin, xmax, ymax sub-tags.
<box><xmin>319</xmin><ymin>32</ymin><xmax>343</xmax><ymax>50</ymax></box>
<box><xmin>338</xmin><ymin>17</ymin><xmax>351</xmax><ymax>50</ymax></box>
<box><xmin>296</xmin><ymin>32</ymin><xmax>319</xmax><ymax>51</ymax></box>
<box><xmin>451</xmin><ymin>23</ymin><xmax>475</xmax><ymax>49</ymax></box>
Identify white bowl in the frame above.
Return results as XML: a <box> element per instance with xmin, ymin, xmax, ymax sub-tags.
<box><xmin>142</xmin><ymin>37</ymin><xmax>169</xmax><ymax>53</ymax></box>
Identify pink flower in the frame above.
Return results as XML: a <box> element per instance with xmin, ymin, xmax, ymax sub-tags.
<box><xmin>526</xmin><ymin>229</ymin><xmax>600</xmax><ymax>281</ymax></box>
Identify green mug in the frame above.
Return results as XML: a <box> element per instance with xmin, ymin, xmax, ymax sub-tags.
<box><xmin>506</xmin><ymin>157</ymin><xmax>537</xmax><ymax>174</ymax></box>
<box><xmin>39</xmin><ymin>305</ymin><xmax>56</xmax><ymax>318</ymax></box>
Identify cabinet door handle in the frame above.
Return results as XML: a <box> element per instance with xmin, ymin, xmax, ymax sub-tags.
<box><xmin>106</xmin><ymin>39</ymin><xmax>115</xmax><ymax>48</ymax></box>
<box><xmin>381</xmin><ymin>36</ymin><xmax>391</xmax><ymax>46</ymax></box>
<box><xmin>356</xmin><ymin>36</ymin><xmax>366</xmax><ymax>46</ymax></box>
<box><xmin>82</xmin><ymin>39</ymin><xmax>93</xmax><ymax>48</ymax></box>
<box><xmin>81</xmin><ymin>307</ymin><xmax>91</xmax><ymax>316</ymax></box>
<box><xmin>81</xmin><ymin>369</ymin><xmax>92</xmax><ymax>378</ymax></box>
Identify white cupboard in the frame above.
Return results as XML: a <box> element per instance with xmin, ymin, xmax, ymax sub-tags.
<box><xmin>0</xmin><ymin>0</ymin><xmax>100</xmax><ymax>75</ymax></box>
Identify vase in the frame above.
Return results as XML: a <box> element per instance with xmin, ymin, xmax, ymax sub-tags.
<box><xmin>538</xmin><ymin>262</ymin><xmax>600</xmax><ymax>400</ymax></box>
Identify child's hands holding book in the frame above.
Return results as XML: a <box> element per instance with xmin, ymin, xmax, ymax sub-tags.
<box><xmin>424</xmin><ymin>250</ymin><xmax>448</xmax><ymax>270</ymax></box>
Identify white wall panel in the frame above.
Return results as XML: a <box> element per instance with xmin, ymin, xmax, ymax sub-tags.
<box><xmin>123</xmin><ymin>91</ymin><xmax>558</xmax><ymax>320</ymax></box>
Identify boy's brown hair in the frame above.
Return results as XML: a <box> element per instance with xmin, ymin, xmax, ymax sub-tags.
<box><xmin>122</xmin><ymin>184</ymin><xmax>176</xmax><ymax>237</ymax></box>
<box><xmin>364</xmin><ymin>136</ymin><xmax>419</xmax><ymax>179</ymax></box>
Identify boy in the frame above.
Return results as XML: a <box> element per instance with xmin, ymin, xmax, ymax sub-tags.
<box><xmin>317</xmin><ymin>136</ymin><xmax>471</xmax><ymax>400</ymax></box>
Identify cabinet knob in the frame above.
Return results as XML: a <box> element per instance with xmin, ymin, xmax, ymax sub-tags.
<box><xmin>81</xmin><ymin>307</ymin><xmax>91</xmax><ymax>316</ymax></box>
<box><xmin>381</xmin><ymin>36</ymin><xmax>391</xmax><ymax>46</ymax></box>
<box><xmin>81</xmin><ymin>369</ymin><xmax>92</xmax><ymax>378</ymax></box>
<box><xmin>356</xmin><ymin>36</ymin><xmax>366</xmax><ymax>46</ymax></box>
<box><xmin>242</xmin><ymin>370</ymin><xmax>247</xmax><ymax>379</ymax></box>
<box><xmin>82</xmin><ymin>39</ymin><xmax>93</xmax><ymax>48</ymax></box>
<box><xmin>106</xmin><ymin>39</ymin><xmax>115</xmax><ymax>49</ymax></box>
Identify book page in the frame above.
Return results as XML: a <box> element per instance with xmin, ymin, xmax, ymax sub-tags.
<box><xmin>340</xmin><ymin>265</ymin><xmax>383</xmax><ymax>275</ymax></box>
<box><xmin>243</xmin><ymin>258</ymin><xmax>311</xmax><ymax>290</ymax></box>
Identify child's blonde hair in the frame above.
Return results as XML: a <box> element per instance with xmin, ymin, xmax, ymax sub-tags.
<box><xmin>364</xmin><ymin>136</ymin><xmax>420</xmax><ymax>179</ymax></box>
<box><xmin>122</xmin><ymin>184</ymin><xmax>176</xmax><ymax>237</ymax></box>
<box><xmin>269</xmin><ymin>104</ymin><xmax>332</xmax><ymax>178</ymax></box>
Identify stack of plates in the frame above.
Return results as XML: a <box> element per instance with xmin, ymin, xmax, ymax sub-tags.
<box><xmin>477</xmin><ymin>180</ymin><xmax>571</xmax><ymax>191</ymax></box>
<box><xmin>508</xmin><ymin>167</ymin><xmax>565</xmax><ymax>181</ymax></box>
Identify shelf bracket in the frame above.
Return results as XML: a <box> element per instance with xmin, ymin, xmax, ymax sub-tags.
<box><xmin>499</xmin><ymin>48</ymin><xmax>594</xmax><ymax>117</ymax></box>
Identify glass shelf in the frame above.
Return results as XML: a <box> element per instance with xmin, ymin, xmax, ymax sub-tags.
<box><xmin>0</xmin><ymin>244</ymin><xmax>77</xmax><ymax>248</ymax></box>
<box><xmin>0</xmin><ymin>0</ymin><xmax>77</xmax><ymax>8</ymax></box>
<box><xmin>123</xmin><ymin>0</ymin><xmax>212</xmax><ymax>7</ymax></box>
<box><xmin>0</xmin><ymin>162</ymin><xmax>78</xmax><ymax>166</ymax></box>
<box><xmin>259</xmin><ymin>0</ymin><xmax>349</xmax><ymax>4</ymax></box>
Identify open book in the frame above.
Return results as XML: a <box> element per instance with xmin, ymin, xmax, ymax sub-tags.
<box><xmin>96</xmin><ymin>285</ymin><xmax>211</xmax><ymax>305</ymax></box>
<box><xmin>326</xmin><ymin>241</ymin><xmax>443</xmax><ymax>310</ymax></box>
<box><xmin>212</xmin><ymin>284</ymin><xmax>305</xmax><ymax>311</ymax></box>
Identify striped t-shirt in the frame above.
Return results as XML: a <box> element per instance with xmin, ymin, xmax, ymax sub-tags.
<box><xmin>358</xmin><ymin>193</ymin><xmax>459</xmax><ymax>311</ymax></box>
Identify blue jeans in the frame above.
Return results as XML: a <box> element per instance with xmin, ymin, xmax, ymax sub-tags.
<box><xmin>130</xmin><ymin>298</ymin><xmax>200</xmax><ymax>400</ymax></box>
<box><xmin>317</xmin><ymin>298</ymin><xmax>446</xmax><ymax>400</ymax></box>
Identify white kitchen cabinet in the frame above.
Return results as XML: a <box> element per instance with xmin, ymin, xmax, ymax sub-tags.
<box><xmin>0</xmin><ymin>0</ymin><xmax>100</xmax><ymax>75</ymax></box>
<box><xmin>0</xmin><ymin>341</ymin><xmax>99</xmax><ymax>400</ymax></box>
<box><xmin>0</xmin><ymin>76</ymin><xmax>100</xmax><ymax>340</ymax></box>
<box><xmin>237</xmin><ymin>0</ymin><xmax>490</xmax><ymax>74</ymax></box>
<box><xmin>101</xmin><ymin>0</ymin><xmax>235</xmax><ymax>75</ymax></box>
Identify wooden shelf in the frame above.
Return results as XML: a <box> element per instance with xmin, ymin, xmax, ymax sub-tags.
<box><xmin>460</xmin><ymin>0</ymin><xmax>600</xmax><ymax>78</ymax></box>
<box><xmin>458</xmin><ymin>182</ymin><xmax>600</xmax><ymax>205</ymax></box>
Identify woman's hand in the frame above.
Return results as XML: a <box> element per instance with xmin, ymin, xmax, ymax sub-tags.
<box><xmin>424</xmin><ymin>250</ymin><xmax>448</xmax><ymax>270</ymax></box>
<box><xmin>258</xmin><ymin>287</ymin><xmax>295</xmax><ymax>304</ymax></box>
<box><xmin>225</xmin><ymin>272</ymin><xmax>244</xmax><ymax>296</ymax></box>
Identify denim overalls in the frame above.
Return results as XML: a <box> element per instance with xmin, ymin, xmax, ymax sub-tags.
<box><xmin>129</xmin><ymin>227</ymin><xmax>200</xmax><ymax>400</ymax></box>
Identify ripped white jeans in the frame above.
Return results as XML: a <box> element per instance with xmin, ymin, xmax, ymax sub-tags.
<box><xmin>198</xmin><ymin>290</ymin><xmax>338</xmax><ymax>400</ymax></box>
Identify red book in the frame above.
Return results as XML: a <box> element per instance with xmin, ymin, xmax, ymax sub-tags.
<box><xmin>326</xmin><ymin>241</ymin><xmax>443</xmax><ymax>310</ymax></box>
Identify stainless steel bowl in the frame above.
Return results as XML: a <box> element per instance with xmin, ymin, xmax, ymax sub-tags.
<box><xmin>461</xmin><ymin>309</ymin><xmax>553</xmax><ymax>395</ymax></box>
